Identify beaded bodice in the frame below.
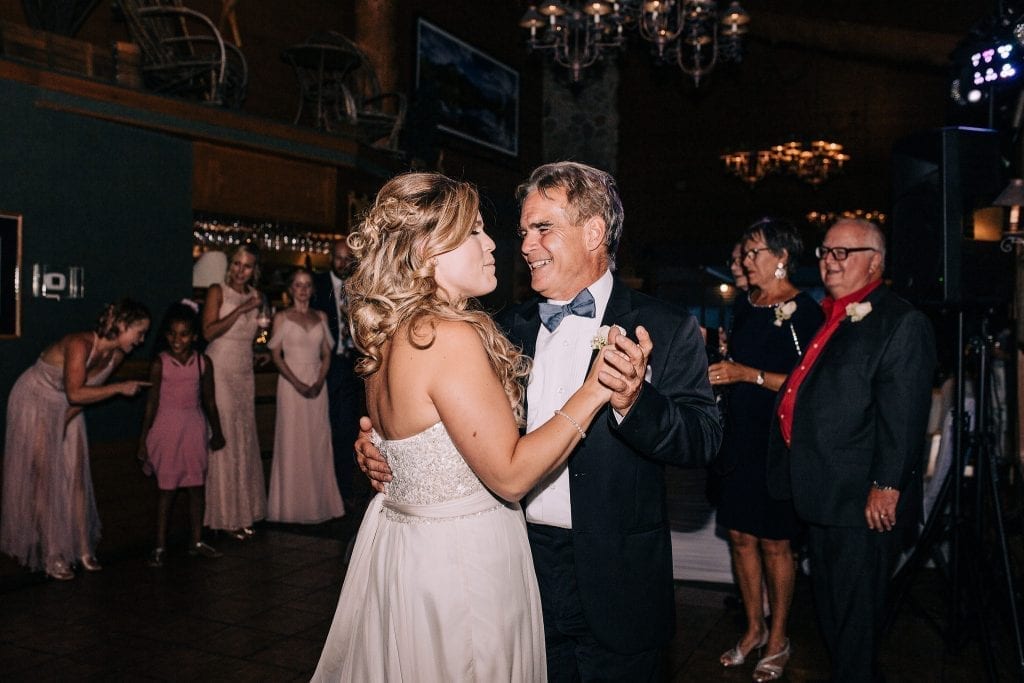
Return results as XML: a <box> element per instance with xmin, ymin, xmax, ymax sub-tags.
<box><xmin>374</xmin><ymin>421</ymin><xmax>488</xmax><ymax>506</ymax></box>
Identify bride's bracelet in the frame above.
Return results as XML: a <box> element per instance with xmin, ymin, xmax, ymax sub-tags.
<box><xmin>554</xmin><ymin>409</ymin><xmax>586</xmax><ymax>440</ymax></box>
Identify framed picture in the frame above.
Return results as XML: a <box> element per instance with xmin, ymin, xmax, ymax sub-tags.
<box><xmin>0</xmin><ymin>213</ymin><xmax>22</xmax><ymax>338</ymax></box>
<box><xmin>416</xmin><ymin>18</ymin><xmax>519</xmax><ymax>157</ymax></box>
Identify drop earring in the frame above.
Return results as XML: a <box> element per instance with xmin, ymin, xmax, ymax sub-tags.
<box><xmin>774</xmin><ymin>263</ymin><xmax>786</xmax><ymax>280</ymax></box>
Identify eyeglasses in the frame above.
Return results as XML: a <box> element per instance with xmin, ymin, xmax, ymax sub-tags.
<box><xmin>726</xmin><ymin>256</ymin><xmax>743</xmax><ymax>268</ymax></box>
<box><xmin>742</xmin><ymin>247</ymin><xmax>770</xmax><ymax>262</ymax></box>
<box><xmin>814</xmin><ymin>246</ymin><xmax>878</xmax><ymax>261</ymax></box>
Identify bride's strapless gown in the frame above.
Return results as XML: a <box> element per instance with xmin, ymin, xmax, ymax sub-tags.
<box><xmin>312</xmin><ymin>421</ymin><xmax>546</xmax><ymax>682</ymax></box>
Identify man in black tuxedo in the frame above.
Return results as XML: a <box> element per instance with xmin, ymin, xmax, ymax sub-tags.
<box><xmin>767</xmin><ymin>219</ymin><xmax>936</xmax><ymax>682</ymax></box>
<box><xmin>312</xmin><ymin>238</ymin><xmax>361</xmax><ymax>506</ymax></box>
<box><xmin>358</xmin><ymin>162</ymin><xmax>721</xmax><ymax>681</ymax></box>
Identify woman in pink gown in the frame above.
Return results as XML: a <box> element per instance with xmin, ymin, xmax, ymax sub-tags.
<box><xmin>202</xmin><ymin>243</ymin><xmax>267</xmax><ymax>539</ymax></box>
<box><xmin>1</xmin><ymin>300</ymin><xmax>151</xmax><ymax>580</ymax></box>
<box><xmin>267</xmin><ymin>268</ymin><xmax>344</xmax><ymax>523</ymax></box>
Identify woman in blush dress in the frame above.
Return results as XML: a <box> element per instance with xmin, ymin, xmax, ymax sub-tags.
<box><xmin>709</xmin><ymin>218</ymin><xmax>824</xmax><ymax>682</ymax></box>
<box><xmin>266</xmin><ymin>268</ymin><xmax>344</xmax><ymax>523</ymax></box>
<box><xmin>1</xmin><ymin>299</ymin><xmax>151</xmax><ymax>580</ymax></box>
<box><xmin>202</xmin><ymin>243</ymin><xmax>266</xmax><ymax>540</ymax></box>
<box><xmin>312</xmin><ymin>173</ymin><xmax>637</xmax><ymax>682</ymax></box>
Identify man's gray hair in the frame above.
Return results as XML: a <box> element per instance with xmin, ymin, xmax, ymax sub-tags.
<box><xmin>516</xmin><ymin>161</ymin><xmax>624</xmax><ymax>270</ymax></box>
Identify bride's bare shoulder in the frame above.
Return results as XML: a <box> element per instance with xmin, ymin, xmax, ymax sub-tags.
<box><xmin>426</xmin><ymin>319</ymin><xmax>483</xmax><ymax>352</ymax></box>
<box><xmin>399</xmin><ymin>316</ymin><xmax>479</xmax><ymax>350</ymax></box>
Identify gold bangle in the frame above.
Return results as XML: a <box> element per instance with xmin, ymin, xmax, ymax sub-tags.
<box><xmin>554</xmin><ymin>409</ymin><xmax>586</xmax><ymax>440</ymax></box>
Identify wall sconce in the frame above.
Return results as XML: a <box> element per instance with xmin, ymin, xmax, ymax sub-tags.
<box><xmin>996</xmin><ymin>178</ymin><xmax>1024</xmax><ymax>251</ymax></box>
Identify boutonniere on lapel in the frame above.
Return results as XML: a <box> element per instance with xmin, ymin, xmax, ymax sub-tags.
<box><xmin>591</xmin><ymin>324</ymin><xmax>626</xmax><ymax>350</ymax></box>
<box><xmin>845</xmin><ymin>301</ymin><xmax>873</xmax><ymax>322</ymax></box>
<box><xmin>773</xmin><ymin>301</ymin><xmax>797</xmax><ymax>327</ymax></box>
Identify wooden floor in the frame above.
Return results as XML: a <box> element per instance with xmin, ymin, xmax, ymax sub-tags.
<box><xmin>0</xmin><ymin>472</ymin><xmax>1020</xmax><ymax>681</ymax></box>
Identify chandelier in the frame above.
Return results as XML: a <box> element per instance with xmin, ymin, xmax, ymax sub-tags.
<box><xmin>519</xmin><ymin>1</ymin><xmax>750</xmax><ymax>84</ymax></box>
<box><xmin>805</xmin><ymin>209</ymin><xmax>887</xmax><ymax>229</ymax></box>
<box><xmin>721</xmin><ymin>139</ymin><xmax>850</xmax><ymax>187</ymax></box>
<box><xmin>518</xmin><ymin>2</ymin><xmax>628</xmax><ymax>83</ymax></box>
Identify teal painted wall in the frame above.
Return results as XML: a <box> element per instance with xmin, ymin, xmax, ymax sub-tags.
<box><xmin>0</xmin><ymin>79</ymin><xmax>193</xmax><ymax>442</ymax></box>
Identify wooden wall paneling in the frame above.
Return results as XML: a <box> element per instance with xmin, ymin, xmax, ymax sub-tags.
<box><xmin>192</xmin><ymin>141</ymin><xmax>337</xmax><ymax>227</ymax></box>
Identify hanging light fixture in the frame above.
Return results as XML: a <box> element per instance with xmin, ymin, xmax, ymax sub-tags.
<box><xmin>721</xmin><ymin>138</ymin><xmax>850</xmax><ymax>187</ymax></box>
<box><xmin>519</xmin><ymin>2</ymin><xmax>629</xmax><ymax>83</ymax></box>
<box><xmin>519</xmin><ymin>1</ymin><xmax>749</xmax><ymax>85</ymax></box>
<box><xmin>636</xmin><ymin>0</ymin><xmax>750</xmax><ymax>86</ymax></box>
<box><xmin>805</xmin><ymin>209</ymin><xmax>887</xmax><ymax>229</ymax></box>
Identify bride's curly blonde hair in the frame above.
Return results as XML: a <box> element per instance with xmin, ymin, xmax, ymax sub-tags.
<box><xmin>346</xmin><ymin>172</ymin><xmax>529</xmax><ymax>423</ymax></box>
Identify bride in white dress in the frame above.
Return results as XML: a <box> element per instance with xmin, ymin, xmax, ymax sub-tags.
<box><xmin>312</xmin><ymin>173</ymin><xmax>636</xmax><ymax>681</ymax></box>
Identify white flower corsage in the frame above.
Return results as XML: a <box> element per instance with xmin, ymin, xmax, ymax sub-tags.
<box><xmin>592</xmin><ymin>324</ymin><xmax>626</xmax><ymax>350</ymax></box>
<box><xmin>773</xmin><ymin>300</ymin><xmax>797</xmax><ymax>327</ymax></box>
<box><xmin>845</xmin><ymin>301</ymin><xmax>873</xmax><ymax>322</ymax></box>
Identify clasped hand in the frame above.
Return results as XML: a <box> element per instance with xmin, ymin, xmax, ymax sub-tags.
<box><xmin>300</xmin><ymin>381</ymin><xmax>324</xmax><ymax>399</ymax></box>
<box><xmin>595</xmin><ymin>325</ymin><xmax>653</xmax><ymax>416</ymax></box>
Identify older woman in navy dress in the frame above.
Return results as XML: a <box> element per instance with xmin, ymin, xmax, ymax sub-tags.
<box><xmin>708</xmin><ymin>218</ymin><xmax>823</xmax><ymax>682</ymax></box>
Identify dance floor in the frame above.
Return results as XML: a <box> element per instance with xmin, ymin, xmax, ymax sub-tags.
<box><xmin>0</xmin><ymin>467</ymin><xmax>1015</xmax><ymax>681</ymax></box>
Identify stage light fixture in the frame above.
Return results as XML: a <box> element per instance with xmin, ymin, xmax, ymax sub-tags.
<box><xmin>949</xmin><ymin>5</ymin><xmax>1024</xmax><ymax>105</ymax></box>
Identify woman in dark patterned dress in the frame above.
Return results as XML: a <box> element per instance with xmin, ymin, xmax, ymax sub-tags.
<box><xmin>709</xmin><ymin>218</ymin><xmax>824</xmax><ymax>682</ymax></box>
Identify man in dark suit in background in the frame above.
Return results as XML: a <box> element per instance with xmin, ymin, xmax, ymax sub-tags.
<box><xmin>359</xmin><ymin>162</ymin><xmax>722</xmax><ymax>681</ymax></box>
<box><xmin>312</xmin><ymin>238</ymin><xmax>361</xmax><ymax>508</ymax></box>
<box><xmin>767</xmin><ymin>218</ymin><xmax>936</xmax><ymax>682</ymax></box>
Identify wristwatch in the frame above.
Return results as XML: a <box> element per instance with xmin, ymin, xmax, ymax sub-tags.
<box><xmin>755</xmin><ymin>370</ymin><xmax>766</xmax><ymax>386</ymax></box>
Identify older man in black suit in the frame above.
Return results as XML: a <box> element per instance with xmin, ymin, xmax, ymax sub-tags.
<box><xmin>312</xmin><ymin>238</ymin><xmax>361</xmax><ymax>506</ymax></box>
<box><xmin>767</xmin><ymin>218</ymin><xmax>936</xmax><ymax>682</ymax></box>
<box><xmin>359</xmin><ymin>162</ymin><xmax>721</xmax><ymax>681</ymax></box>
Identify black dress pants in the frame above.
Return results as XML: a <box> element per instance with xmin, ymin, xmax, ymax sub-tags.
<box><xmin>807</xmin><ymin>523</ymin><xmax>899</xmax><ymax>683</ymax></box>
<box><xmin>527</xmin><ymin>523</ymin><xmax>663</xmax><ymax>683</ymax></box>
<box><xmin>326</xmin><ymin>357</ymin><xmax>360</xmax><ymax>501</ymax></box>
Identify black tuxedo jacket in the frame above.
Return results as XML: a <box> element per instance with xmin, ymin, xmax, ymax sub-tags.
<box><xmin>499</xmin><ymin>278</ymin><xmax>721</xmax><ymax>654</ymax></box>
<box><xmin>312</xmin><ymin>270</ymin><xmax>357</xmax><ymax>384</ymax></box>
<box><xmin>312</xmin><ymin>271</ymin><xmax>343</xmax><ymax>351</ymax></box>
<box><xmin>766</xmin><ymin>285</ymin><xmax>936</xmax><ymax>535</ymax></box>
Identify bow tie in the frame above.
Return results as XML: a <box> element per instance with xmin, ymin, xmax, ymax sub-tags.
<box><xmin>538</xmin><ymin>289</ymin><xmax>596</xmax><ymax>332</ymax></box>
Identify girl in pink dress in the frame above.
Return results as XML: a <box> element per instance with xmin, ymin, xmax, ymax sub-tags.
<box><xmin>138</xmin><ymin>301</ymin><xmax>226</xmax><ymax>567</ymax></box>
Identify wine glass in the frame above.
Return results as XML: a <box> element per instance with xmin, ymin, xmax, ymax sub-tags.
<box><xmin>256</xmin><ymin>301</ymin><xmax>273</xmax><ymax>330</ymax></box>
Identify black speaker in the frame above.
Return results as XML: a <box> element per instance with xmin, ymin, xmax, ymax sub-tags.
<box><xmin>890</xmin><ymin>126</ymin><xmax>1010</xmax><ymax>307</ymax></box>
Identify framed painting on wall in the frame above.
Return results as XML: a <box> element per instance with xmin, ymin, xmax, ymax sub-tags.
<box><xmin>0</xmin><ymin>212</ymin><xmax>22</xmax><ymax>338</ymax></box>
<box><xmin>416</xmin><ymin>18</ymin><xmax>519</xmax><ymax>157</ymax></box>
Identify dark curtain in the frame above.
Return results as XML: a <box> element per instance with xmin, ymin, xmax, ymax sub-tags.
<box><xmin>21</xmin><ymin>0</ymin><xmax>103</xmax><ymax>36</ymax></box>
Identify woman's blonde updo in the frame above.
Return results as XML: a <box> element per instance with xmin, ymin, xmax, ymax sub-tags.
<box><xmin>346</xmin><ymin>172</ymin><xmax>529</xmax><ymax>423</ymax></box>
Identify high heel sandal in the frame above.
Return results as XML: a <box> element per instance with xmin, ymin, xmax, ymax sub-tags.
<box><xmin>720</xmin><ymin>625</ymin><xmax>769</xmax><ymax>668</ymax></box>
<box><xmin>147</xmin><ymin>547</ymin><xmax>165</xmax><ymax>568</ymax></box>
<box><xmin>188</xmin><ymin>541</ymin><xmax>222</xmax><ymax>558</ymax></box>
<box><xmin>79</xmin><ymin>555</ymin><xmax>103</xmax><ymax>572</ymax></box>
<box><xmin>45</xmin><ymin>560</ymin><xmax>75</xmax><ymax>581</ymax></box>
<box><xmin>752</xmin><ymin>639</ymin><xmax>791</xmax><ymax>682</ymax></box>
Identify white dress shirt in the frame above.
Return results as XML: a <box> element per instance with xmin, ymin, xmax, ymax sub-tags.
<box><xmin>523</xmin><ymin>270</ymin><xmax>614</xmax><ymax>529</ymax></box>
<box><xmin>330</xmin><ymin>271</ymin><xmax>347</xmax><ymax>355</ymax></box>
